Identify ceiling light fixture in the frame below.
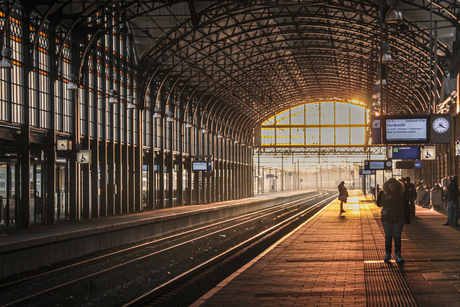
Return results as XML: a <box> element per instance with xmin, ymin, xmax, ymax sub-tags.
<box><xmin>1</xmin><ymin>48</ymin><xmax>12</xmax><ymax>69</ymax></box>
<box><xmin>385</xmin><ymin>0</ymin><xmax>404</xmax><ymax>24</ymax></box>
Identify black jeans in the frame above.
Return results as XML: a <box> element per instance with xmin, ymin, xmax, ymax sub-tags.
<box><xmin>447</xmin><ymin>200</ymin><xmax>459</xmax><ymax>226</ymax></box>
<box><xmin>382</xmin><ymin>220</ymin><xmax>404</xmax><ymax>253</ymax></box>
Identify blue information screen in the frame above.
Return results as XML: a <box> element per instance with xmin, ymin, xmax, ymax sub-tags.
<box><xmin>390</xmin><ymin>146</ymin><xmax>420</xmax><ymax>160</ymax></box>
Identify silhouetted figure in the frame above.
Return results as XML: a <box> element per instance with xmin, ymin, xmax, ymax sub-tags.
<box><xmin>444</xmin><ymin>176</ymin><xmax>459</xmax><ymax>227</ymax></box>
<box><xmin>421</xmin><ymin>185</ymin><xmax>431</xmax><ymax>208</ymax></box>
<box><xmin>377</xmin><ymin>178</ymin><xmax>410</xmax><ymax>263</ymax></box>
<box><xmin>0</xmin><ymin>195</ymin><xmax>3</xmax><ymax>223</ymax></box>
<box><xmin>338</xmin><ymin>181</ymin><xmax>348</xmax><ymax>213</ymax></box>
<box><xmin>404</xmin><ymin>177</ymin><xmax>416</xmax><ymax>218</ymax></box>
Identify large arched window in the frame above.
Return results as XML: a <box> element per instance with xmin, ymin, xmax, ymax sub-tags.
<box><xmin>261</xmin><ymin>100</ymin><xmax>369</xmax><ymax>147</ymax></box>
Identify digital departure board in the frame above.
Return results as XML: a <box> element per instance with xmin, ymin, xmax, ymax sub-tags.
<box><xmin>385</xmin><ymin>118</ymin><xmax>428</xmax><ymax>142</ymax></box>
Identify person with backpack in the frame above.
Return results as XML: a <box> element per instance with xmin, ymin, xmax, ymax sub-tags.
<box><xmin>338</xmin><ymin>181</ymin><xmax>348</xmax><ymax>213</ymax></box>
<box><xmin>377</xmin><ymin>178</ymin><xmax>411</xmax><ymax>263</ymax></box>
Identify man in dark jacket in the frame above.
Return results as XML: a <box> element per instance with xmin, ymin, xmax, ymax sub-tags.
<box><xmin>377</xmin><ymin>178</ymin><xmax>410</xmax><ymax>263</ymax></box>
<box><xmin>444</xmin><ymin>176</ymin><xmax>459</xmax><ymax>227</ymax></box>
<box><xmin>404</xmin><ymin>177</ymin><xmax>416</xmax><ymax>218</ymax></box>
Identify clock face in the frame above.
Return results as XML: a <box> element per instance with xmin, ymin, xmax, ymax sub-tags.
<box><xmin>57</xmin><ymin>139</ymin><xmax>68</xmax><ymax>151</ymax></box>
<box><xmin>432</xmin><ymin>117</ymin><xmax>450</xmax><ymax>134</ymax></box>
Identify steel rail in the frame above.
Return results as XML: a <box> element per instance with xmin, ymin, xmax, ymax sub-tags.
<box><xmin>122</xmin><ymin>194</ymin><xmax>338</xmax><ymax>307</ymax></box>
<box><xmin>0</xmin><ymin>192</ymin><xmax>321</xmax><ymax>291</ymax></box>
<box><xmin>0</xmin><ymin>192</ymin><xmax>327</xmax><ymax>306</ymax></box>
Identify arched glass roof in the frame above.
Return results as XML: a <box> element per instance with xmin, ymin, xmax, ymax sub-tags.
<box><xmin>22</xmin><ymin>0</ymin><xmax>460</xmax><ymax>136</ymax></box>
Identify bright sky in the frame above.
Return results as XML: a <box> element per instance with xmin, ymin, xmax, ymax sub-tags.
<box><xmin>261</xmin><ymin>100</ymin><xmax>368</xmax><ymax>146</ymax></box>
<box><xmin>258</xmin><ymin>100</ymin><xmax>386</xmax><ymax>173</ymax></box>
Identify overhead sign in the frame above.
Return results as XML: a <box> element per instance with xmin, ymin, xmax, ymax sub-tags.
<box><xmin>371</xmin><ymin>117</ymin><xmax>382</xmax><ymax>145</ymax></box>
<box><xmin>387</xmin><ymin>146</ymin><xmax>420</xmax><ymax>160</ymax></box>
<box><xmin>192</xmin><ymin>161</ymin><xmax>207</xmax><ymax>171</ymax></box>
<box><xmin>192</xmin><ymin>161</ymin><xmax>213</xmax><ymax>171</ymax></box>
<box><xmin>77</xmin><ymin>150</ymin><xmax>91</xmax><ymax>164</ymax></box>
<box><xmin>364</xmin><ymin>160</ymin><xmax>392</xmax><ymax>171</ymax></box>
<box><xmin>377</xmin><ymin>115</ymin><xmax>451</xmax><ymax>144</ymax></box>
<box><xmin>421</xmin><ymin>146</ymin><xmax>436</xmax><ymax>160</ymax></box>
<box><xmin>359</xmin><ymin>169</ymin><xmax>375</xmax><ymax>175</ymax></box>
<box><xmin>395</xmin><ymin>161</ymin><xmax>415</xmax><ymax>169</ymax></box>
<box><xmin>385</xmin><ymin>117</ymin><xmax>428</xmax><ymax>143</ymax></box>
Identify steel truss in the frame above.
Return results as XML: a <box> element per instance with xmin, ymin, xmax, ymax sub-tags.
<box><xmin>16</xmin><ymin>0</ymin><xmax>460</xmax><ymax>134</ymax></box>
<box><xmin>0</xmin><ymin>0</ymin><xmax>458</xmax><ymax>226</ymax></box>
<box><xmin>259</xmin><ymin>146</ymin><xmax>386</xmax><ymax>155</ymax></box>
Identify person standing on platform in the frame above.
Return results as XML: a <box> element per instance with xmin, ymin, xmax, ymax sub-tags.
<box><xmin>377</xmin><ymin>178</ymin><xmax>410</xmax><ymax>263</ymax></box>
<box><xmin>404</xmin><ymin>177</ymin><xmax>416</xmax><ymax>219</ymax></box>
<box><xmin>444</xmin><ymin>176</ymin><xmax>459</xmax><ymax>227</ymax></box>
<box><xmin>0</xmin><ymin>195</ymin><xmax>3</xmax><ymax>223</ymax></box>
<box><xmin>338</xmin><ymin>181</ymin><xmax>348</xmax><ymax>213</ymax></box>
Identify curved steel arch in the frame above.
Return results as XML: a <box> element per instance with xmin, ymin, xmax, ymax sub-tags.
<box><xmin>135</xmin><ymin>0</ymin><xmax>453</xmax><ymax>126</ymax></box>
<box><xmin>17</xmin><ymin>0</ymin><xmax>460</xmax><ymax>130</ymax></box>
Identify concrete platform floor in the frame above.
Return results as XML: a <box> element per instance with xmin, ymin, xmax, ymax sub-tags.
<box><xmin>192</xmin><ymin>190</ymin><xmax>460</xmax><ymax>307</ymax></box>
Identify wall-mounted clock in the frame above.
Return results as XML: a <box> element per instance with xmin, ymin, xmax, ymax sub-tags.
<box><xmin>57</xmin><ymin>139</ymin><xmax>70</xmax><ymax>151</ymax></box>
<box><xmin>432</xmin><ymin>117</ymin><xmax>450</xmax><ymax>134</ymax></box>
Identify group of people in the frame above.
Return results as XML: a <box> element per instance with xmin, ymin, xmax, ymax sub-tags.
<box><xmin>338</xmin><ymin>177</ymin><xmax>416</xmax><ymax>264</ymax></box>
<box><xmin>338</xmin><ymin>175</ymin><xmax>460</xmax><ymax>264</ymax></box>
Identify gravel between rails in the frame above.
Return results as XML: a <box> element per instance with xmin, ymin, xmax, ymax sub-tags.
<box><xmin>1</xmin><ymin>200</ymin><xmax>316</xmax><ymax>307</ymax></box>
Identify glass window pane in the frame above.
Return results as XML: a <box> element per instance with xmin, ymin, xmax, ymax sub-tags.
<box><xmin>350</xmin><ymin>105</ymin><xmax>365</xmax><ymax>124</ymax></box>
<box><xmin>276</xmin><ymin>128</ymin><xmax>290</xmax><ymax>145</ymax></box>
<box><xmin>321</xmin><ymin>102</ymin><xmax>335</xmax><ymax>125</ymax></box>
<box><xmin>336</xmin><ymin>102</ymin><xmax>349</xmax><ymax>125</ymax></box>
<box><xmin>290</xmin><ymin>105</ymin><xmax>304</xmax><ymax>125</ymax></box>
<box><xmin>336</xmin><ymin>128</ymin><xmax>350</xmax><ymax>145</ymax></box>
<box><xmin>263</xmin><ymin>117</ymin><xmax>275</xmax><ymax>126</ymax></box>
<box><xmin>321</xmin><ymin>127</ymin><xmax>334</xmax><ymax>145</ymax></box>
<box><xmin>262</xmin><ymin>128</ymin><xmax>275</xmax><ymax>145</ymax></box>
<box><xmin>276</xmin><ymin>110</ymin><xmax>290</xmax><ymax>125</ymax></box>
<box><xmin>305</xmin><ymin>103</ymin><xmax>319</xmax><ymax>125</ymax></box>
<box><xmin>306</xmin><ymin>128</ymin><xmax>319</xmax><ymax>145</ymax></box>
<box><xmin>291</xmin><ymin>128</ymin><xmax>304</xmax><ymax>145</ymax></box>
<box><xmin>351</xmin><ymin>127</ymin><xmax>365</xmax><ymax>145</ymax></box>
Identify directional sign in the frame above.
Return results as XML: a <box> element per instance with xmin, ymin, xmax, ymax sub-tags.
<box><xmin>371</xmin><ymin>117</ymin><xmax>382</xmax><ymax>144</ymax></box>
<box><xmin>421</xmin><ymin>146</ymin><xmax>436</xmax><ymax>160</ymax></box>
<box><xmin>77</xmin><ymin>150</ymin><xmax>91</xmax><ymax>164</ymax></box>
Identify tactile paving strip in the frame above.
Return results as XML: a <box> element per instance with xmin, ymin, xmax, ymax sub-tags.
<box><xmin>361</xmin><ymin>201</ymin><xmax>417</xmax><ymax>307</ymax></box>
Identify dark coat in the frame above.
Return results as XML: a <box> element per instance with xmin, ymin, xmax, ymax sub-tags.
<box><xmin>404</xmin><ymin>182</ymin><xmax>416</xmax><ymax>202</ymax></box>
<box><xmin>377</xmin><ymin>178</ymin><xmax>410</xmax><ymax>224</ymax></box>
<box><xmin>446</xmin><ymin>179</ymin><xmax>459</xmax><ymax>201</ymax></box>
<box><xmin>338</xmin><ymin>183</ymin><xmax>348</xmax><ymax>197</ymax></box>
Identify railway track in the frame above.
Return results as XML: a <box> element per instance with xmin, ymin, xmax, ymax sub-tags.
<box><xmin>0</xmin><ymin>192</ymin><xmax>334</xmax><ymax>307</ymax></box>
<box><xmin>125</xmin><ymin>193</ymin><xmax>337</xmax><ymax>307</ymax></box>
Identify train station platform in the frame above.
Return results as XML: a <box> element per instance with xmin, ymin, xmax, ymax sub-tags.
<box><xmin>192</xmin><ymin>190</ymin><xmax>460</xmax><ymax>307</ymax></box>
<box><xmin>0</xmin><ymin>190</ymin><xmax>317</xmax><ymax>280</ymax></box>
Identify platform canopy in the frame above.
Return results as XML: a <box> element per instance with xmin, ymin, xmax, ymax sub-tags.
<box><xmin>30</xmin><ymin>0</ymin><xmax>459</xmax><ymax>129</ymax></box>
